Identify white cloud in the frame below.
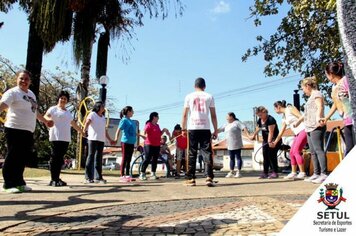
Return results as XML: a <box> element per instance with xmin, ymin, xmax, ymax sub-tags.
<box><xmin>211</xmin><ymin>1</ymin><xmax>231</xmax><ymax>14</ymax></box>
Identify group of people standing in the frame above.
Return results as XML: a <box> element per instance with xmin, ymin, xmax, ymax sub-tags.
<box><xmin>0</xmin><ymin>60</ymin><xmax>354</xmax><ymax>193</ymax></box>
<box><xmin>179</xmin><ymin>62</ymin><xmax>354</xmax><ymax>187</ymax></box>
<box><xmin>0</xmin><ymin>70</ymin><xmax>118</xmax><ymax>192</ymax></box>
<box><xmin>247</xmin><ymin>62</ymin><xmax>354</xmax><ymax>185</ymax></box>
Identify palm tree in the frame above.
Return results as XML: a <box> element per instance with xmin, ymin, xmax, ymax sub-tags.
<box><xmin>73</xmin><ymin>0</ymin><xmax>184</xmax><ymax>103</ymax></box>
<box><xmin>28</xmin><ymin>0</ymin><xmax>73</xmax><ymax>97</ymax></box>
<box><xmin>1</xmin><ymin>0</ymin><xmax>73</xmax><ymax>98</ymax></box>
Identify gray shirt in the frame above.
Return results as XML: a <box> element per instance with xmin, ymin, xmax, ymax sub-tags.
<box><xmin>304</xmin><ymin>90</ymin><xmax>324</xmax><ymax>133</ymax></box>
<box><xmin>219</xmin><ymin>120</ymin><xmax>246</xmax><ymax>150</ymax></box>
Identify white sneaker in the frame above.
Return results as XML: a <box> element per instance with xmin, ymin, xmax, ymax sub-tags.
<box><xmin>234</xmin><ymin>171</ymin><xmax>242</xmax><ymax>178</ymax></box>
<box><xmin>225</xmin><ymin>172</ymin><xmax>234</xmax><ymax>178</ymax></box>
<box><xmin>150</xmin><ymin>173</ymin><xmax>158</xmax><ymax>180</ymax></box>
<box><xmin>95</xmin><ymin>179</ymin><xmax>107</xmax><ymax>184</ymax></box>
<box><xmin>295</xmin><ymin>172</ymin><xmax>306</xmax><ymax>179</ymax></box>
<box><xmin>284</xmin><ymin>172</ymin><xmax>297</xmax><ymax>179</ymax></box>
<box><xmin>139</xmin><ymin>173</ymin><xmax>147</xmax><ymax>181</ymax></box>
<box><xmin>312</xmin><ymin>173</ymin><xmax>328</xmax><ymax>184</ymax></box>
<box><xmin>3</xmin><ymin>187</ymin><xmax>21</xmax><ymax>193</ymax></box>
<box><xmin>304</xmin><ymin>174</ymin><xmax>320</xmax><ymax>182</ymax></box>
<box><xmin>18</xmin><ymin>185</ymin><xmax>32</xmax><ymax>192</ymax></box>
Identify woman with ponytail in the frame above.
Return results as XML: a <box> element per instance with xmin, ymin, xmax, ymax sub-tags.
<box><xmin>322</xmin><ymin>62</ymin><xmax>354</xmax><ymax>155</ymax></box>
<box><xmin>83</xmin><ymin>101</ymin><xmax>115</xmax><ymax>184</ymax></box>
<box><xmin>273</xmin><ymin>100</ymin><xmax>307</xmax><ymax>180</ymax></box>
<box><xmin>114</xmin><ymin>106</ymin><xmax>137</xmax><ymax>182</ymax></box>
<box><xmin>140</xmin><ymin>112</ymin><xmax>170</xmax><ymax>180</ymax></box>
<box><xmin>296</xmin><ymin>77</ymin><xmax>327</xmax><ymax>184</ymax></box>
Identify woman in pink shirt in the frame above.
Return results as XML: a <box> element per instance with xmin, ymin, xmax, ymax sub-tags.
<box><xmin>140</xmin><ymin>112</ymin><xmax>170</xmax><ymax>180</ymax></box>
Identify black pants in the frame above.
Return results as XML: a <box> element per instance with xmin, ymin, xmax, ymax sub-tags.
<box><xmin>50</xmin><ymin>141</ymin><xmax>69</xmax><ymax>181</ymax></box>
<box><xmin>262</xmin><ymin>141</ymin><xmax>280</xmax><ymax>174</ymax></box>
<box><xmin>141</xmin><ymin>145</ymin><xmax>160</xmax><ymax>173</ymax></box>
<box><xmin>2</xmin><ymin>128</ymin><xmax>33</xmax><ymax>189</ymax></box>
<box><xmin>187</xmin><ymin>130</ymin><xmax>214</xmax><ymax>179</ymax></box>
<box><xmin>344</xmin><ymin>125</ymin><xmax>355</xmax><ymax>156</ymax></box>
<box><xmin>85</xmin><ymin>140</ymin><xmax>104</xmax><ymax>180</ymax></box>
<box><xmin>121</xmin><ymin>142</ymin><xmax>134</xmax><ymax>176</ymax></box>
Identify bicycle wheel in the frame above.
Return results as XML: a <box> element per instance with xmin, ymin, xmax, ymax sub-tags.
<box><xmin>130</xmin><ymin>153</ymin><xmax>144</xmax><ymax>177</ymax></box>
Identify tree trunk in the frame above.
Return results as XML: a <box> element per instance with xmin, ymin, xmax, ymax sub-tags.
<box><xmin>336</xmin><ymin>0</ymin><xmax>356</xmax><ymax>139</ymax></box>
<box><xmin>75</xmin><ymin>44</ymin><xmax>93</xmax><ymax>168</ymax></box>
<box><xmin>26</xmin><ymin>20</ymin><xmax>44</xmax><ymax>99</ymax></box>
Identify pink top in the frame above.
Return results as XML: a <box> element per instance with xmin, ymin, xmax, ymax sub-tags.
<box><xmin>144</xmin><ymin>122</ymin><xmax>162</xmax><ymax>146</ymax></box>
<box><xmin>331</xmin><ymin>76</ymin><xmax>352</xmax><ymax>126</ymax></box>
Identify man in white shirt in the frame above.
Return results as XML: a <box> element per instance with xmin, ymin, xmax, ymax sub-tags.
<box><xmin>181</xmin><ymin>77</ymin><xmax>218</xmax><ymax>187</ymax></box>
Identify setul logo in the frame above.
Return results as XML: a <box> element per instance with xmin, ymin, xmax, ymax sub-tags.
<box><xmin>318</xmin><ymin>183</ymin><xmax>347</xmax><ymax>210</ymax></box>
<box><xmin>315</xmin><ymin>183</ymin><xmax>351</xmax><ymax>233</ymax></box>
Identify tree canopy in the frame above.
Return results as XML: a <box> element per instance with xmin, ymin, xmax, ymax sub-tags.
<box><xmin>243</xmin><ymin>0</ymin><xmax>341</xmax><ymax>103</ymax></box>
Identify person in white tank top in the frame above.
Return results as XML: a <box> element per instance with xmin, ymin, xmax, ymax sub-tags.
<box><xmin>272</xmin><ymin>100</ymin><xmax>307</xmax><ymax>180</ymax></box>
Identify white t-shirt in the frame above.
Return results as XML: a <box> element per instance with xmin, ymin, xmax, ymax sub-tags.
<box><xmin>283</xmin><ymin>106</ymin><xmax>305</xmax><ymax>135</ymax></box>
<box><xmin>184</xmin><ymin>91</ymin><xmax>215</xmax><ymax>130</ymax></box>
<box><xmin>0</xmin><ymin>86</ymin><xmax>37</xmax><ymax>132</ymax></box>
<box><xmin>86</xmin><ymin>111</ymin><xmax>106</xmax><ymax>142</ymax></box>
<box><xmin>221</xmin><ymin>120</ymin><xmax>246</xmax><ymax>150</ymax></box>
<box><xmin>47</xmin><ymin>106</ymin><xmax>73</xmax><ymax>142</ymax></box>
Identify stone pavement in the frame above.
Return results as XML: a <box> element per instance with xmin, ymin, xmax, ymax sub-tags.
<box><xmin>0</xmin><ymin>171</ymin><xmax>319</xmax><ymax>235</ymax></box>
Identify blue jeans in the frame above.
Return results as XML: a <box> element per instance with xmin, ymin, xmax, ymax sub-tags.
<box><xmin>85</xmin><ymin>140</ymin><xmax>104</xmax><ymax>180</ymax></box>
<box><xmin>228</xmin><ymin>149</ymin><xmax>242</xmax><ymax>171</ymax></box>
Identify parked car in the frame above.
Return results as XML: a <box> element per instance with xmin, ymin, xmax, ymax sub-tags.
<box><xmin>102</xmin><ymin>155</ymin><xmax>120</xmax><ymax>171</ymax></box>
<box><xmin>102</xmin><ymin>162</ymin><xmax>119</xmax><ymax>171</ymax></box>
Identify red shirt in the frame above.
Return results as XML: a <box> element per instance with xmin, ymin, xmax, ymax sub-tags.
<box><xmin>144</xmin><ymin>122</ymin><xmax>162</xmax><ymax>146</ymax></box>
<box><xmin>173</xmin><ymin>130</ymin><xmax>187</xmax><ymax>149</ymax></box>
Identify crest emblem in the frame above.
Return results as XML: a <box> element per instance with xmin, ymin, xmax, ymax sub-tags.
<box><xmin>318</xmin><ymin>183</ymin><xmax>346</xmax><ymax>210</ymax></box>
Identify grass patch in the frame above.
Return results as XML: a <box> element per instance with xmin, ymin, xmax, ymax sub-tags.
<box><xmin>0</xmin><ymin>168</ymin><xmax>50</xmax><ymax>178</ymax></box>
<box><xmin>23</xmin><ymin>168</ymin><xmax>50</xmax><ymax>177</ymax></box>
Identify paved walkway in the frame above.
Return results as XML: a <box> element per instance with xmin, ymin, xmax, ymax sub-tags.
<box><xmin>0</xmin><ymin>171</ymin><xmax>318</xmax><ymax>235</ymax></box>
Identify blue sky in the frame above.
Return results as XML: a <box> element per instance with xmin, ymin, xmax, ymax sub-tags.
<box><xmin>0</xmin><ymin>0</ymin><xmax>304</xmax><ymax>134</ymax></box>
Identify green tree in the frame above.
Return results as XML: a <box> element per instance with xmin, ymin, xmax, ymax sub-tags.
<box><xmin>243</xmin><ymin>0</ymin><xmax>342</xmax><ymax>104</ymax></box>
